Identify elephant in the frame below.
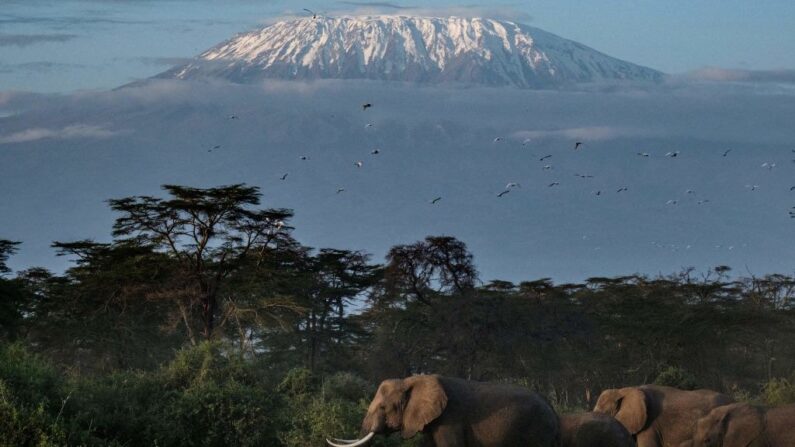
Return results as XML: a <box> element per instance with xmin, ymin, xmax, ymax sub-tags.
<box><xmin>327</xmin><ymin>374</ymin><xmax>560</xmax><ymax>447</ymax></box>
<box><xmin>689</xmin><ymin>402</ymin><xmax>795</xmax><ymax>447</ymax></box>
<box><xmin>593</xmin><ymin>385</ymin><xmax>733</xmax><ymax>447</ymax></box>
<box><xmin>560</xmin><ymin>412</ymin><xmax>636</xmax><ymax>447</ymax></box>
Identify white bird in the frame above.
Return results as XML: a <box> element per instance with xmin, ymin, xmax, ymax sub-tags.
<box><xmin>365</xmin><ymin>123</ymin><xmax>374</xmax><ymax>128</ymax></box>
<box><xmin>698</xmin><ymin>199</ymin><xmax>710</xmax><ymax>204</ymax></box>
<box><xmin>336</xmin><ymin>188</ymin><xmax>345</xmax><ymax>194</ymax></box>
<box><xmin>354</xmin><ymin>161</ymin><xmax>363</xmax><ymax>168</ymax></box>
<box><xmin>762</xmin><ymin>162</ymin><xmax>776</xmax><ymax>170</ymax></box>
<box><xmin>522</xmin><ymin>138</ymin><xmax>532</xmax><ymax>146</ymax></box>
<box><xmin>227</xmin><ymin>114</ymin><xmax>238</xmax><ymax>120</ymax></box>
<box><xmin>574</xmin><ymin>173</ymin><xmax>594</xmax><ymax>178</ymax></box>
<box><xmin>637</xmin><ymin>152</ymin><xmax>650</xmax><ymax>157</ymax></box>
<box><xmin>665</xmin><ymin>151</ymin><xmax>680</xmax><ymax>157</ymax></box>
<box><xmin>745</xmin><ymin>184</ymin><xmax>759</xmax><ymax>191</ymax></box>
<box><xmin>370</xmin><ymin>149</ymin><xmax>380</xmax><ymax>155</ymax></box>
<box><xmin>543</xmin><ymin>165</ymin><xmax>553</xmax><ymax>170</ymax></box>
<box><xmin>493</xmin><ymin>137</ymin><xmax>504</xmax><ymax>143</ymax></box>
<box><xmin>666</xmin><ymin>200</ymin><xmax>678</xmax><ymax>205</ymax></box>
<box><xmin>506</xmin><ymin>182</ymin><xmax>521</xmax><ymax>189</ymax></box>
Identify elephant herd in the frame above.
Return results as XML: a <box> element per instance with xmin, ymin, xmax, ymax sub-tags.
<box><xmin>326</xmin><ymin>375</ymin><xmax>795</xmax><ymax>447</ymax></box>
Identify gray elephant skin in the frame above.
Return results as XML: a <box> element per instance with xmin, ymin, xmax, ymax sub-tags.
<box><xmin>337</xmin><ymin>374</ymin><xmax>560</xmax><ymax>447</ymax></box>
<box><xmin>689</xmin><ymin>402</ymin><xmax>795</xmax><ymax>447</ymax></box>
<box><xmin>594</xmin><ymin>385</ymin><xmax>733</xmax><ymax>447</ymax></box>
<box><xmin>560</xmin><ymin>412</ymin><xmax>636</xmax><ymax>447</ymax></box>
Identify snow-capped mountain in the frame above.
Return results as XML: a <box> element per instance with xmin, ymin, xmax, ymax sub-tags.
<box><xmin>160</xmin><ymin>16</ymin><xmax>663</xmax><ymax>88</ymax></box>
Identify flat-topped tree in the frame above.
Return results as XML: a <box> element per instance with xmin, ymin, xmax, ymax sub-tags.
<box><xmin>108</xmin><ymin>184</ymin><xmax>294</xmax><ymax>340</ymax></box>
<box><xmin>0</xmin><ymin>239</ymin><xmax>21</xmax><ymax>276</ymax></box>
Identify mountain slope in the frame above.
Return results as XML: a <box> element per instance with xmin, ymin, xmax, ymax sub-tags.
<box><xmin>160</xmin><ymin>16</ymin><xmax>663</xmax><ymax>88</ymax></box>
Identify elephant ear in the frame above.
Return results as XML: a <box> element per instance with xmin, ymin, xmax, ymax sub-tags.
<box><xmin>401</xmin><ymin>375</ymin><xmax>448</xmax><ymax>439</ymax></box>
<box><xmin>615</xmin><ymin>388</ymin><xmax>648</xmax><ymax>435</ymax></box>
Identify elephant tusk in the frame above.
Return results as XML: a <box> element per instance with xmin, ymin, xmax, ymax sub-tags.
<box><xmin>326</xmin><ymin>432</ymin><xmax>375</xmax><ymax>447</ymax></box>
<box><xmin>331</xmin><ymin>438</ymin><xmax>359</xmax><ymax>443</ymax></box>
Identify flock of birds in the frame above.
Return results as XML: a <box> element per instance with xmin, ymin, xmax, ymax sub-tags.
<box><xmin>207</xmin><ymin>101</ymin><xmax>795</xmax><ymax>229</ymax></box>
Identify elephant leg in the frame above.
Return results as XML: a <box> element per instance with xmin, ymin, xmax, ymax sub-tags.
<box><xmin>635</xmin><ymin>431</ymin><xmax>660</xmax><ymax>447</ymax></box>
<box><xmin>430</xmin><ymin>425</ymin><xmax>466</xmax><ymax>447</ymax></box>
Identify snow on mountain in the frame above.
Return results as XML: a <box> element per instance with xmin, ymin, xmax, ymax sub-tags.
<box><xmin>160</xmin><ymin>16</ymin><xmax>663</xmax><ymax>88</ymax></box>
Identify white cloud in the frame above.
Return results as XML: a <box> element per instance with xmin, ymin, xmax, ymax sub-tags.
<box><xmin>511</xmin><ymin>126</ymin><xmax>648</xmax><ymax>142</ymax></box>
<box><xmin>0</xmin><ymin>124</ymin><xmax>119</xmax><ymax>144</ymax></box>
<box><xmin>684</xmin><ymin>67</ymin><xmax>795</xmax><ymax>84</ymax></box>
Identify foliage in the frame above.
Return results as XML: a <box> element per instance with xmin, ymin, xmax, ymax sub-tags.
<box><xmin>2</xmin><ymin>184</ymin><xmax>795</xmax><ymax>444</ymax></box>
<box><xmin>762</xmin><ymin>377</ymin><xmax>795</xmax><ymax>405</ymax></box>
<box><xmin>654</xmin><ymin>366</ymin><xmax>699</xmax><ymax>390</ymax></box>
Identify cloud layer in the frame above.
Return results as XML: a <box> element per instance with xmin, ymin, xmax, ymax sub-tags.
<box><xmin>0</xmin><ymin>124</ymin><xmax>119</xmax><ymax>144</ymax></box>
<box><xmin>0</xmin><ymin>33</ymin><xmax>78</xmax><ymax>47</ymax></box>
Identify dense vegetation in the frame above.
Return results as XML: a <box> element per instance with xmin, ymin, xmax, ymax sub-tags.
<box><xmin>1</xmin><ymin>184</ymin><xmax>794</xmax><ymax>446</ymax></box>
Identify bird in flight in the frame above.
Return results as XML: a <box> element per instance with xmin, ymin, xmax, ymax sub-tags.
<box><xmin>539</xmin><ymin>154</ymin><xmax>552</xmax><ymax>161</ymax></box>
<box><xmin>493</xmin><ymin>137</ymin><xmax>504</xmax><ymax>143</ymax></box>
<box><xmin>574</xmin><ymin>173</ymin><xmax>593</xmax><ymax>178</ymax></box>
<box><xmin>790</xmin><ymin>186</ymin><xmax>795</xmax><ymax>191</ymax></box>
<box><xmin>506</xmin><ymin>182</ymin><xmax>521</xmax><ymax>189</ymax></box>
<box><xmin>280</xmin><ymin>173</ymin><xmax>288</xmax><ymax>181</ymax></box>
<box><xmin>336</xmin><ymin>188</ymin><xmax>345</xmax><ymax>194</ymax></box>
<box><xmin>666</xmin><ymin>200</ymin><xmax>678</xmax><ymax>205</ymax></box>
<box><xmin>303</xmin><ymin>8</ymin><xmax>317</xmax><ymax>19</ymax></box>
<box><xmin>665</xmin><ymin>151</ymin><xmax>680</xmax><ymax>158</ymax></box>
<box><xmin>762</xmin><ymin>162</ymin><xmax>776</xmax><ymax>170</ymax></box>
<box><xmin>362</xmin><ymin>103</ymin><xmax>372</xmax><ymax>111</ymax></box>
<box><xmin>637</xmin><ymin>152</ymin><xmax>650</xmax><ymax>157</ymax></box>
<box><xmin>365</xmin><ymin>123</ymin><xmax>374</xmax><ymax>128</ymax></box>
<box><xmin>543</xmin><ymin>165</ymin><xmax>553</xmax><ymax>170</ymax></box>
<box><xmin>548</xmin><ymin>182</ymin><xmax>560</xmax><ymax>187</ymax></box>
<box><xmin>227</xmin><ymin>114</ymin><xmax>238</xmax><ymax>120</ymax></box>
<box><xmin>370</xmin><ymin>149</ymin><xmax>380</xmax><ymax>155</ymax></box>
<box><xmin>430</xmin><ymin>197</ymin><xmax>442</xmax><ymax>204</ymax></box>
<box><xmin>745</xmin><ymin>184</ymin><xmax>759</xmax><ymax>191</ymax></box>
<box><xmin>722</xmin><ymin>149</ymin><xmax>732</xmax><ymax>157</ymax></box>
<box><xmin>497</xmin><ymin>190</ymin><xmax>511</xmax><ymax>197</ymax></box>
<box><xmin>354</xmin><ymin>161</ymin><xmax>363</xmax><ymax>168</ymax></box>
<box><xmin>617</xmin><ymin>187</ymin><xmax>628</xmax><ymax>193</ymax></box>
<box><xmin>594</xmin><ymin>190</ymin><xmax>602</xmax><ymax>196</ymax></box>
<box><xmin>574</xmin><ymin>142</ymin><xmax>583</xmax><ymax>150</ymax></box>
<box><xmin>698</xmin><ymin>199</ymin><xmax>710</xmax><ymax>204</ymax></box>
<box><xmin>300</xmin><ymin>155</ymin><xmax>309</xmax><ymax>160</ymax></box>
<box><xmin>208</xmin><ymin>144</ymin><xmax>221</xmax><ymax>152</ymax></box>
<box><xmin>522</xmin><ymin>138</ymin><xmax>532</xmax><ymax>146</ymax></box>
<box><xmin>686</xmin><ymin>189</ymin><xmax>695</xmax><ymax>194</ymax></box>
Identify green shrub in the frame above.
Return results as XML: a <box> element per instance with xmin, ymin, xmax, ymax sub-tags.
<box><xmin>654</xmin><ymin>366</ymin><xmax>699</xmax><ymax>390</ymax></box>
<box><xmin>0</xmin><ymin>379</ymin><xmax>67</xmax><ymax>447</ymax></box>
<box><xmin>762</xmin><ymin>377</ymin><xmax>795</xmax><ymax>405</ymax></box>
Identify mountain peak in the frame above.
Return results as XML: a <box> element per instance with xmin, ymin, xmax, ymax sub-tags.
<box><xmin>161</xmin><ymin>16</ymin><xmax>663</xmax><ymax>88</ymax></box>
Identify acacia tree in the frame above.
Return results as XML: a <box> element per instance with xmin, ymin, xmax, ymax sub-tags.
<box><xmin>0</xmin><ymin>239</ymin><xmax>20</xmax><ymax>276</ymax></box>
<box><xmin>108</xmin><ymin>184</ymin><xmax>294</xmax><ymax>340</ymax></box>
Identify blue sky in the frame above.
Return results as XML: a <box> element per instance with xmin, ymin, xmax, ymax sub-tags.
<box><xmin>1</xmin><ymin>0</ymin><xmax>794</xmax><ymax>92</ymax></box>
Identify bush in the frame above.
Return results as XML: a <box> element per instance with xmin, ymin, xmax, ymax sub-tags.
<box><xmin>762</xmin><ymin>377</ymin><xmax>795</xmax><ymax>405</ymax></box>
<box><xmin>0</xmin><ymin>380</ymin><xmax>67</xmax><ymax>447</ymax></box>
<box><xmin>654</xmin><ymin>366</ymin><xmax>699</xmax><ymax>390</ymax></box>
